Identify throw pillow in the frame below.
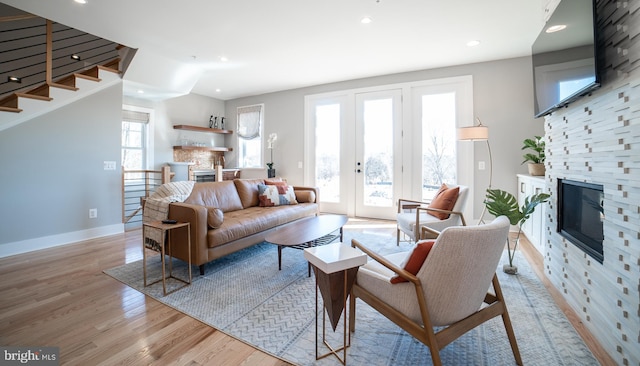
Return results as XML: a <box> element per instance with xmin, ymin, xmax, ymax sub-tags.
<box><xmin>265</xmin><ymin>180</ymin><xmax>287</xmax><ymax>186</ymax></box>
<box><xmin>390</xmin><ymin>240</ymin><xmax>436</xmax><ymax>284</ymax></box>
<box><xmin>206</xmin><ymin>207</ymin><xmax>224</xmax><ymax>229</ymax></box>
<box><xmin>258</xmin><ymin>184</ymin><xmax>298</xmax><ymax>207</ymax></box>
<box><xmin>427</xmin><ymin>184</ymin><xmax>459</xmax><ymax>220</ymax></box>
<box><xmin>295</xmin><ymin>190</ymin><xmax>316</xmax><ymax>203</ymax></box>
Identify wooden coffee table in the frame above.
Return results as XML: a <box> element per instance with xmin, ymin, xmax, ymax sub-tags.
<box><xmin>265</xmin><ymin>214</ymin><xmax>348</xmax><ymax>274</ymax></box>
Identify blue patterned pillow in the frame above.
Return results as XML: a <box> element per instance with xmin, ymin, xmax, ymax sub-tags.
<box><xmin>258</xmin><ymin>184</ymin><xmax>298</xmax><ymax>207</ymax></box>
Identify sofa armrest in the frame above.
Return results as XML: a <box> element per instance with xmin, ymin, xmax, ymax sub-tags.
<box><xmin>292</xmin><ymin>186</ymin><xmax>319</xmax><ymax>202</ymax></box>
<box><xmin>168</xmin><ymin>202</ymin><xmax>209</xmax><ymax>266</ymax></box>
<box><xmin>292</xmin><ymin>186</ymin><xmax>320</xmax><ymax>215</ymax></box>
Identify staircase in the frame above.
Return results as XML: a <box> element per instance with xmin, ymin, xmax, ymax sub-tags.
<box><xmin>0</xmin><ymin>4</ymin><xmax>135</xmax><ymax>132</ymax></box>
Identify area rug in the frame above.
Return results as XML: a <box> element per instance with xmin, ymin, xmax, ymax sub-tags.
<box><xmin>104</xmin><ymin>230</ymin><xmax>598</xmax><ymax>366</ymax></box>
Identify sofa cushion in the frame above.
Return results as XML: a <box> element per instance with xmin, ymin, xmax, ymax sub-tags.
<box><xmin>234</xmin><ymin>179</ymin><xmax>265</xmax><ymax>208</ymax></box>
<box><xmin>258</xmin><ymin>184</ymin><xmax>298</xmax><ymax>207</ymax></box>
<box><xmin>206</xmin><ymin>207</ymin><xmax>224</xmax><ymax>229</ymax></box>
<box><xmin>207</xmin><ymin>204</ymin><xmax>318</xmax><ymax>247</ymax></box>
<box><xmin>184</xmin><ymin>181</ymin><xmax>243</xmax><ymax>212</ymax></box>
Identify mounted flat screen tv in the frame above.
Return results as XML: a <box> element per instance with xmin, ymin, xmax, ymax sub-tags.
<box><xmin>532</xmin><ymin>0</ymin><xmax>600</xmax><ymax>118</ymax></box>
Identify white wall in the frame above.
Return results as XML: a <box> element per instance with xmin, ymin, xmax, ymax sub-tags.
<box><xmin>0</xmin><ymin>84</ymin><xmax>124</xmax><ymax>256</ymax></box>
<box><xmin>225</xmin><ymin>56</ymin><xmax>544</xmax><ymax>220</ymax></box>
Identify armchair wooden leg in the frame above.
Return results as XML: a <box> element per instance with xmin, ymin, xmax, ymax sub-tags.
<box><xmin>396</xmin><ymin>229</ymin><xmax>400</xmax><ymax>246</ymax></box>
<box><xmin>492</xmin><ymin>275</ymin><xmax>523</xmax><ymax>365</ymax></box>
<box><xmin>349</xmin><ymin>289</ymin><xmax>357</xmax><ymax>332</ymax></box>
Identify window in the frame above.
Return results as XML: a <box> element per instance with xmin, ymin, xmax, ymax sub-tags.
<box><xmin>237</xmin><ymin>104</ymin><xmax>264</xmax><ymax>168</ymax></box>
<box><xmin>121</xmin><ymin>109</ymin><xmax>149</xmax><ymax>171</ymax></box>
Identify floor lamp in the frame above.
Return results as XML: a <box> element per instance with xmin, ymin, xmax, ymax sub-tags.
<box><xmin>458</xmin><ymin>118</ymin><xmax>493</xmax><ymax>225</ymax></box>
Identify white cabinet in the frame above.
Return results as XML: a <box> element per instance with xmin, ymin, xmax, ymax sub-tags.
<box><xmin>517</xmin><ymin>174</ymin><xmax>547</xmax><ymax>254</ymax></box>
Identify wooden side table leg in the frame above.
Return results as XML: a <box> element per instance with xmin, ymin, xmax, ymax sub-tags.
<box><xmin>161</xmin><ymin>231</ymin><xmax>167</xmax><ymax>296</ymax></box>
<box><xmin>278</xmin><ymin>245</ymin><xmax>283</xmax><ymax>270</ymax></box>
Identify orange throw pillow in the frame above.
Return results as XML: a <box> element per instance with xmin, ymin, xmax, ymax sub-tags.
<box><xmin>427</xmin><ymin>184</ymin><xmax>459</xmax><ymax>219</ymax></box>
<box><xmin>390</xmin><ymin>240</ymin><xmax>436</xmax><ymax>284</ymax></box>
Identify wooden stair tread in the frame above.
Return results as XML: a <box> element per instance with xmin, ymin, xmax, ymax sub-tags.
<box><xmin>0</xmin><ymin>106</ymin><xmax>22</xmax><ymax>113</ymax></box>
<box><xmin>49</xmin><ymin>82</ymin><xmax>79</xmax><ymax>91</ymax></box>
<box><xmin>28</xmin><ymin>84</ymin><xmax>51</xmax><ymax>98</ymax></box>
<box><xmin>0</xmin><ymin>94</ymin><xmax>18</xmax><ymax>108</ymax></box>
<box><xmin>97</xmin><ymin>64</ymin><xmax>121</xmax><ymax>74</ymax></box>
<box><xmin>15</xmin><ymin>92</ymin><xmax>53</xmax><ymax>102</ymax></box>
<box><xmin>74</xmin><ymin>73</ymin><xmax>101</xmax><ymax>82</ymax></box>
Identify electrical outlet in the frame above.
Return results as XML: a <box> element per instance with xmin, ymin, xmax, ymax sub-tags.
<box><xmin>103</xmin><ymin>161</ymin><xmax>116</xmax><ymax>170</ymax></box>
<box><xmin>89</xmin><ymin>208</ymin><xmax>98</xmax><ymax>218</ymax></box>
<box><xmin>298</xmin><ymin>161</ymin><xmax>303</xmax><ymax>169</ymax></box>
<box><xmin>478</xmin><ymin>161</ymin><xmax>486</xmax><ymax>170</ymax></box>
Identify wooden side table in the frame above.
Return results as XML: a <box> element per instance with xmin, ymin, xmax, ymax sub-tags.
<box><xmin>304</xmin><ymin>242</ymin><xmax>367</xmax><ymax>365</ymax></box>
<box><xmin>142</xmin><ymin>221</ymin><xmax>192</xmax><ymax>296</ymax></box>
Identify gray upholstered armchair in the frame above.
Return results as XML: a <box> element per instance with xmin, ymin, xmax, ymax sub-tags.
<box><xmin>350</xmin><ymin>216</ymin><xmax>522</xmax><ymax>366</ymax></box>
<box><xmin>396</xmin><ymin>184</ymin><xmax>468</xmax><ymax>245</ymax></box>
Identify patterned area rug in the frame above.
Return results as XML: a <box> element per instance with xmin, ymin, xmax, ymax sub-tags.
<box><xmin>104</xmin><ymin>230</ymin><xmax>598</xmax><ymax>366</ymax></box>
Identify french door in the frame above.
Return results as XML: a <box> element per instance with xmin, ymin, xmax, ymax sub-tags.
<box><xmin>305</xmin><ymin>76</ymin><xmax>473</xmax><ymax>221</ymax></box>
<box><xmin>354</xmin><ymin>90</ymin><xmax>402</xmax><ymax>219</ymax></box>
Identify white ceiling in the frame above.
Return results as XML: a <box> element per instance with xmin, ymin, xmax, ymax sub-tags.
<box><xmin>2</xmin><ymin>0</ymin><xmax>545</xmax><ymax>101</ymax></box>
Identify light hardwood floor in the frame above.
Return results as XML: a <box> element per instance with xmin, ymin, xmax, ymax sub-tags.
<box><xmin>0</xmin><ymin>218</ymin><xmax>614</xmax><ymax>365</ymax></box>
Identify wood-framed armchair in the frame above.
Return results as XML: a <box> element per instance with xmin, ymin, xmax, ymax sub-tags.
<box><xmin>350</xmin><ymin>216</ymin><xmax>522</xmax><ymax>366</ymax></box>
<box><xmin>396</xmin><ymin>184</ymin><xmax>468</xmax><ymax>245</ymax></box>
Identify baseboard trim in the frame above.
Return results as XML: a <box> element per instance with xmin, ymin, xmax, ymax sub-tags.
<box><xmin>0</xmin><ymin>224</ymin><xmax>124</xmax><ymax>258</ymax></box>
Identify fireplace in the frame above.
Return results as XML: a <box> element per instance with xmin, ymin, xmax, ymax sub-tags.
<box><xmin>557</xmin><ymin>179</ymin><xmax>604</xmax><ymax>263</ymax></box>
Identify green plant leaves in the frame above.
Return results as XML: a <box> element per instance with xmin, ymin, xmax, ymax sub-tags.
<box><xmin>483</xmin><ymin>188</ymin><xmax>550</xmax><ymax>227</ymax></box>
<box><xmin>521</xmin><ymin>136</ymin><xmax>546</xmax><ymax>164</ymax></box>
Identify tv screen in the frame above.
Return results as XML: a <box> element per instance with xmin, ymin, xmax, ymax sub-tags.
<box><xmin>557</xmin><ymin>179</ymin><xmax>604</xmax><ymax>263</ymax></box>
<box><xmin>532</xmin><ymin>0</ymin><xmax>600</xmax><ymax>118</ymax></box>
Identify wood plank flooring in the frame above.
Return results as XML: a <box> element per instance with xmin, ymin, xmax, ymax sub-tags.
<box><xmin>0</xmin><ymin>230</ymin><xmax>290</xmax><ymax>366</ymax></box>
<box><xmin>0</xmin><ymin>218</ymin><xmax>614</xmax><ymax>365</ymax></box>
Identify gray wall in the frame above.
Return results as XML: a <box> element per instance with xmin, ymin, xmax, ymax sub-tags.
<box><xmin>0</xmin><ymin>84</ymin><xmax>123</xmax><ymax>247</ymax></box>
<box><xmin>225</xmin><ymin>56</ymin><xmax>545</xmax><ymax>219</ymax></box>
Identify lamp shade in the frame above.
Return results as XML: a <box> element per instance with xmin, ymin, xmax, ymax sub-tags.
<box><xmin>457</xmin><ymin>125</ymin><xmax>489</xmax><ymax>141</ymax></box>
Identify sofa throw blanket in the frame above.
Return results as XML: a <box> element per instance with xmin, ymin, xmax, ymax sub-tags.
<box><xmin>143</xmin><ymin>180</ymin><xmax>194</xmax><ymax>250</ymax></box>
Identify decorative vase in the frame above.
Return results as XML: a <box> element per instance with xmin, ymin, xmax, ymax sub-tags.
<box><xmin>267</xmin><ymin>169</ymin><xmax>276</xmax><ymax>178</ymax></box>
<box><xmin>528</xmin><ymin>163</ymin><xmax>545</xmax><ymax>176</ymax></box>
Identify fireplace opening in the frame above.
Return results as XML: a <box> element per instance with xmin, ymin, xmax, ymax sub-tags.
<box><xmin>557</xmin><ymin>179</ymin><xmax>604</xmax><ymax>263</ymax></box>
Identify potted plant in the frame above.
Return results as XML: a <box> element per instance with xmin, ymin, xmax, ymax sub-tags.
<box><xmin>522</xmin><ymin>136</ymin><xmax>546</xmax><ymax>176</ymax></box>
<box><xmin>484</xmin><ymin>188</ymin><xmax>550</xmax><ymax>274</ymax></box>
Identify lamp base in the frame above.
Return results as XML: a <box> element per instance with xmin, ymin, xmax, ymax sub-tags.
<box><xmin>267</xmin><ymin>169</ymin><xmax>276</xmax><ymax>178</ymax></box>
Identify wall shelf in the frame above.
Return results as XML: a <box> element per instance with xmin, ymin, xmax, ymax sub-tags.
<box><xmin>173</xmin><ymin>146</ymin><xmax>232</xmax><ymax>152</ymax></box>
<box><xmin>173</xmin><ymin>124</ymin><xmax>232</xmax><ymax>134</ymax></box>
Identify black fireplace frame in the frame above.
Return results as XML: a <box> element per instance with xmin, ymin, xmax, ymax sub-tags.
<box><xmin>557</xmin><ymin>179</ymin><xmax>604</xmax><ymax>264</ymax></box>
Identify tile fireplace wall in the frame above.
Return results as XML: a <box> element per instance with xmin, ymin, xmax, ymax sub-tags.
<box><xmin>543</xmin><ymin>1</ymin><xmax>639</xmax><ymax>364</ymax></box>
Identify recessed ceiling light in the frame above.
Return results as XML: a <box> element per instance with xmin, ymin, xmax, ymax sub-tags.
<box><xmin>215</xmin><ymin>89</ymin><xmax>221</xmax><ymax>93</ymax></box>
<box><xmin>137</xmin><ymin>89</ymin><xmax>144</xmax><ymax>94</ymax></box>
<box><xmin>546</xmin><ymin>25</ymin><xmax>567</xmax><ymax>33</ymax></box>
<box><xmin>220</xmin><ymin>56</ymin><xmax>228</xmax><ymax>62</ymax></box>
<box><xmin>70</xmin><ymin>54</ymin><xmax>81</xmax><ymax>61</ymax></box>
<box><xmin>361</xmin><ymin>17</ymin><xmax>372</xmax><ymax>24</ymax></box>
<box><xmin>8</xmin><ymin>76</ymin><xmax>22</xmax><ymax>83</ymax></box>
<box><xmin>466</xmin><ymin>40</ymin><xmax>481</xmax><ymax>47</ymax></box>
<box><xmin>74</xmin><ymin>0</ymin><xmax>87</xmax><ymax>4</ymax></box>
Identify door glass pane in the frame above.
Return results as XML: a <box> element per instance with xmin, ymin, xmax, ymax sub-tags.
<box><xmin>421</xmin><ymin>93</ymin><xmax>457</xmax><ymax>200</ymax></box>
<box><xmin>315</xmin><ymin>104</ymin><xmax>341</xmax><ymax>203</ymax></box>
<box><xmin>363</xmin><ymin>98</ymin><xmax>393</xmax><ymax>207</ymax></box>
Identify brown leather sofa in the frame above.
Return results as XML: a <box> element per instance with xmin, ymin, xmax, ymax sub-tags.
<box><xmin>167</xmin><ymin>179</ymin><xmax>319</xmax><ymax>275</ymax></box>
